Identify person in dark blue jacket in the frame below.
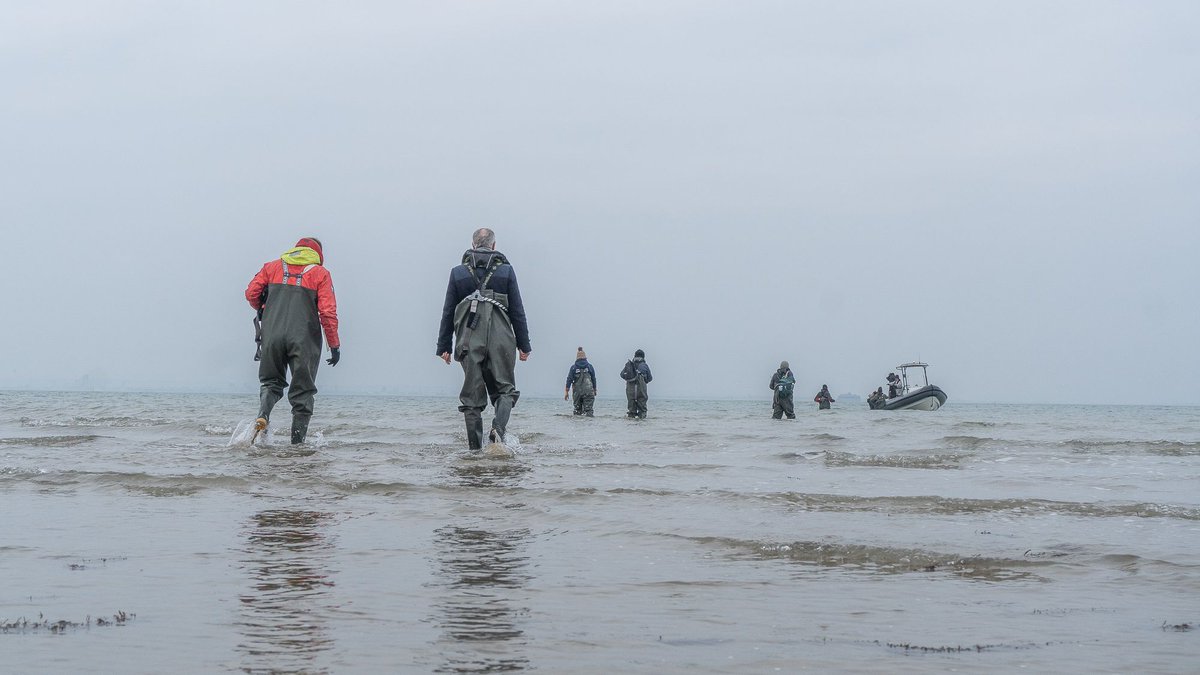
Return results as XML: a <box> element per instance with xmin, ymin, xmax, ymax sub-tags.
<box><xmin>564</xmin><ymin>347</ymin><xmax>597</xmax><ymax>416</ymax></box>
<box><xmin>437</xmin><ymin>228</ymin><xmax>532</xmax><ymax>449</ymax></box>
<box><xmin>620</xmin><ymin>349</ymin><xmax>653</xmax><ymax>419</ymax></box>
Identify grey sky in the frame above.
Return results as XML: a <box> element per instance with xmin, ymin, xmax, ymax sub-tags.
<box><xmin>3</xmin><ymin>1</ymin><xmax>1197</xmax><ymax>405</ymax></box>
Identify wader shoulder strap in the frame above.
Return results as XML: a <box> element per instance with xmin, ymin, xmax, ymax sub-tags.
<box><xmin>461</xmin><ymin>256</ymin><xmax>509</xmax><ymax>331</ymax></box>
<box><xmin>463</xmin><ymin>255</ymin><xmax>504</xmax><ymax>293</ymax></box>
<box><xmin>281</xmin><ymin>263</ymin><xmax>316</xmax><ymax>287</ymax></box>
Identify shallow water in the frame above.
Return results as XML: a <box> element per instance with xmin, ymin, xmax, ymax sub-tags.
<box><xmin>2</xmin><ymin>391</ymin><xmax>1198</xmax><ymax>673</ymax></box>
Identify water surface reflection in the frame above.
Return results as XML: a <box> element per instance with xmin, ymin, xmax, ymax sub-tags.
<box><xmin>432</xmin><ymin>460</ymin><xmax>533</xmax><ymax>673</ymax></box>
<box><xmin>237</xmin><ymin>507</ymin><xmax>337</xmax><ymax>673</ymax></box>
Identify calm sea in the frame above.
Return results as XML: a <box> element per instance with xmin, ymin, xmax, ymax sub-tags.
<box><xmin>1</xmin><ymin>391</ymin><xmax>1198</xmax><ymax>673</ymax></box>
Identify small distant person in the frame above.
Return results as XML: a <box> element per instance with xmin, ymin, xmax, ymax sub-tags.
<box><xmin>769</xmin><ymin>361</ymin><xmax>796</xmax><ymax>420</ymax></box>
<box><xmin>886</xmin><ymin>372</ymin><xmax>902</xmax><ymax>398</ymax></box>
<box><xmin>565</xmin><ymin>347</ymin><xmax>597</xmax><ymax>417</ymax></box>
<box><xmin>245</xmin><ymin>237</ymin><xmax>341</xmax><ymax>444</ymax></box>
<box><xmin>437</xmin><ymin>228</ymin><xmax>532</xmax><ymax>450</ymax></box>
<box><xmin>620</xmin><ymin>349</ymin><xmax>653</xmax><ymax>419</ymax></box>
<box><xmin>867</xmin><ymin>387</ymin><xmax>886</xmax><ymax>410</ymax></box>
<box><xmin>814</xmin><ymin>385</ymin><xmax>835</xmax><ymax>410</ymax></box>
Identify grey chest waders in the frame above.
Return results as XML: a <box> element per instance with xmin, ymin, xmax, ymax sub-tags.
<box><xmin>252</xmin><ymin>262</ymin><xmax>320</xmax><ymax>446</ymax></box>
<box><xmin>454</xmin><ymin>256</ymin><xmax>507</xmax><ymax>362</ymax></box>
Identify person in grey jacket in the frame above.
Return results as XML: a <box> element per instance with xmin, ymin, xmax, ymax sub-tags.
<box><xmin>621</xmin><ymin>349</ymin><xmax>653</xmax><ymax>419</ymax></box>
<box><xmin>769</xmin><ymin>361</ymin><xmax>796</xmax><ymax>419</ymax></box>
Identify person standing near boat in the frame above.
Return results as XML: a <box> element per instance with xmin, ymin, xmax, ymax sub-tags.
<box><xmin>814</xmin><ymin>385</ymin><xmax>835</xmax><ymax>410</ymax></box>
<box><xmin>886</xmin><ymin>372</ymin><xmax>902</xmax><ymax>398</ymax></box>
<box><xmin>245</xmin><ymin>237</ymin><xmax>341</xmax><ymax>444</ymax></box>
<box><xmin>769</xmin><ymin>361</ymin><xmax>796</xmax><ymax>419</ymax></box>
<box><xmin>565</xmin><ymin>347</ymin><xmax>597</xmax><ymax>417</ymax></box>
<box><xmin>867</xmin><ymin>387</ymin><xmax>886</xmax><ymax>409</ymax></box>
<box><xmin>621</xmin><ymin>349</ymin><xmax>653</xmax><ymax>419</ymax></box>
<box><xmin>437</xmin><ymin>228</ymin><xmax>532</xmax><ymax>450</ymax></box>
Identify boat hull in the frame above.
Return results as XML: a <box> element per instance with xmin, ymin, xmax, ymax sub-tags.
<box><xmin>880</xmin><ymin>385</ymin><xmax>947</xmax><ymax>411</ymax></box>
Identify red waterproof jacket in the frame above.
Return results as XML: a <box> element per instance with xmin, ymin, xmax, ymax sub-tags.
<box><xmin>246</xmin><ymin>244</ymin><xmax>340</xmax><ymax>349</ymax></box>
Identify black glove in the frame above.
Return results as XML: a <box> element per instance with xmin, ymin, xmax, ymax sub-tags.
<box><xmin>326</xmin><ymin>347</ymin><xmax>340</xmax><ymax>367</ymax></box>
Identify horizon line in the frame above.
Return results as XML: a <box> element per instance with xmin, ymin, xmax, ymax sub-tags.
<box><xmin>0</xmin><ymin>387</ymin><xmax>1192</xmax><ymax>408</ymax></box>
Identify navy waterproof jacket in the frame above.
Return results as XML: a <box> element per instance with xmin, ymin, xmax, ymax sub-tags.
<box><xmin>565</xmin><ymin>359</ymin><xmax>597</xmax><ymax>390</ymax></box>
<box><xmin>436</xmin><ymin>249</ymin><xmax>532</xmax><ymax>355</ymax></box>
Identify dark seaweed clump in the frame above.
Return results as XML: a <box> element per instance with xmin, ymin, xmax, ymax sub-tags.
<box><xmin>0</xmin><ymin>611</ymin><xmax>133</xmax><ymax>633</ymax></box>
<box><xmin>880</xmin><ymin>639</ymin><xmax>1070</xmax><ymax>653</ymax></box>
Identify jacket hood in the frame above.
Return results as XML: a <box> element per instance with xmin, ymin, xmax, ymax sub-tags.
<box><xmin>281</xmin><ymin>246</ymin><xmax>323</xmax><ymax>266</ymax></box>
<box><xmin>574</xmin><ymin>358</ymin><xmax>590</xmax><ymax>367</ymax></box>
<box><xmin>462</xmin><ymin>248</ymin><xmax>508</xmax><ymax>268</ymax></box>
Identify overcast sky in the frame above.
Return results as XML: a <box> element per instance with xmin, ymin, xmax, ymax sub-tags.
<box><xmin>2</xmin><ymin>1</ymin><xmax>1197</xmax><ymax>405</ymax></box>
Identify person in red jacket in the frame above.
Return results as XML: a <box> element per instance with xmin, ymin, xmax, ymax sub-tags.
<box><xmin>245</xmin><ymin>237</ymin><xmax>341</xmax><ymax>444</ymax></box>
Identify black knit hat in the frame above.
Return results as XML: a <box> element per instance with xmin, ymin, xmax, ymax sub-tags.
<box><xmin>634</xmin><ymin>349</ymin><xmax>645</xmax><ymax>358</ymax></box>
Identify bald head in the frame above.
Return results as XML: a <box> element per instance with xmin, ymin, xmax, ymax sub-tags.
<box><xmin>472</xmin><ymin>228</ymin><xmax>496</xmax><ymax>250</ymax></box>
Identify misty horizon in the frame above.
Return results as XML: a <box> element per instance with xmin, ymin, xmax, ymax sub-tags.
<box><xmin>4</xmin><ymin>2</ymin><xmax>1197</xmax><ymax>408</ymax></box>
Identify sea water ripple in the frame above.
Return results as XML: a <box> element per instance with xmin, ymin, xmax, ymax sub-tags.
<box><xmin>1</xmin><ymin>391</ymin><xmax>1198</xmax><ymax>673</ymax></box>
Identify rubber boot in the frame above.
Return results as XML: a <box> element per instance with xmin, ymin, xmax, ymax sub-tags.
<box><xmin>290</xmin><ymin>417</ymin><xmax>309</xmax><ymax>445</ymax></box>
<box><xmin>492</xmin><ymin>397</ymin><xmax>513</xmax><ymax>442</ymax></box>
<box><xmin>464</xmin><ymin>411</ymin><xmax>484</xmax><ymax>450</ymax></box>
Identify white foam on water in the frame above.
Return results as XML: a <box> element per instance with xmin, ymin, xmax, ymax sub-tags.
<box><xmin>502</xmin><ymin>432</ymin><xmax>521</xmax><ymax>452</ymax></box>
<box><xmin>481</xmin><ymin>443</ymin><xmax>515</xmax><ymax>459</ymax></box>
<box><xmin>227</xmin><ymin>419</ymin><xmax>269</xmax><ymax>448</ymax></box>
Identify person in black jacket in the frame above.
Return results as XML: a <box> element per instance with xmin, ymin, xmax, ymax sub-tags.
<box><xmin>814</xmin><ymin>384</ymin><xmax>835</xmax><ymax>410</ymax></box>
<box><xmin>437</xmin><ymin>228</ymin><xmax>532</xmax><ymax>449</ymax></box>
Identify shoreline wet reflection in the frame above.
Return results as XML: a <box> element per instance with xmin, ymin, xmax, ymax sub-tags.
<box><xmin>431</xmin><ymin>460</ymin><xmax>533</xmax><ymax>673</ymax></box>
<box><xmin>236</xmin><ymin>507</ymin><xmax>337</xmax><ymax>673</ymax></box>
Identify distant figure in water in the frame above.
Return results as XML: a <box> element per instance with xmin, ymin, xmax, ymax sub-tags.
<box><xmin>245</xmin><ymin>237</ymin><xmax>341</xmax><ymax>444</ymax></box>
<box><xmin>620</xmin><ymin>349</ymin><xmax>653</xmax><ymax>419</ymax></box>
<box><xmin>565</xmin><ymin>347</ymin><xmax>597</xmax><ymax>417</ymax></box>
<box><xmin>814</xmin><ymin>385</ymin><xmax>835</xmax><ymax>410</ymax></box>
<box><xmin>769</xmin><ymin>361</ymin><xmax>796</xmax><ymax>420</ymax></box>
<box><xmin>867</xmin><ymin>387</ymin><xmax>886</xmax><ymax>410</ymax></box>
<box><xmin>886</xmin><ymin>372</ymin><xmax>902</xmax><ymax>398</ymax></box>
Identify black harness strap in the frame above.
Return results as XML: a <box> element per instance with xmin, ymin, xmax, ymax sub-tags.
<box><xmin>463</xmin><ymin>255</ymin><xmax>507</xmax><ymax>329</ymax></box>
<box><xmin>464</xmin><ymin>254</ymin><xmax>504</xmax><ymax>292</ymax></box>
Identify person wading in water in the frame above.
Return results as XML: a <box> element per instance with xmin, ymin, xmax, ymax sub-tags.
<box><xmin>565</xmin><ymin>347</ymin><xmax>597</xmax><ymax>417</ymax></box>
<box><xmin>814</xmin><ymin>384</ymin><xmax>835</xmax><ymax>410</ymax></box>
<box><xmin>437</xmin><ymin>228</ymin><xmax>532</xmax><ymax>450</ymax></box>
<box><xmin>769</xmin><ymin>361</ymin><xmax>796</xmax><ymax>419</ymax></box>
<box><xmin>620</xmin><ymin>349</ymin><xmax>653</xmax><ymax>419</ymax></box>
<box><xmin>245</xmin><ymin>237</ymin><xmax>341</xmax><ymax>444</ymax></box>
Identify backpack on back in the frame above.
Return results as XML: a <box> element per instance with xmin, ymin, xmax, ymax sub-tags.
<box><xmin>620</xmin><ymin>360</ymin><xmax>639</xmax><ymax>382</ymax></box>
<box><xmin>776</xmin><ymin>372</ymin><xmax>795</xmax><ymax>396</ymax></box>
